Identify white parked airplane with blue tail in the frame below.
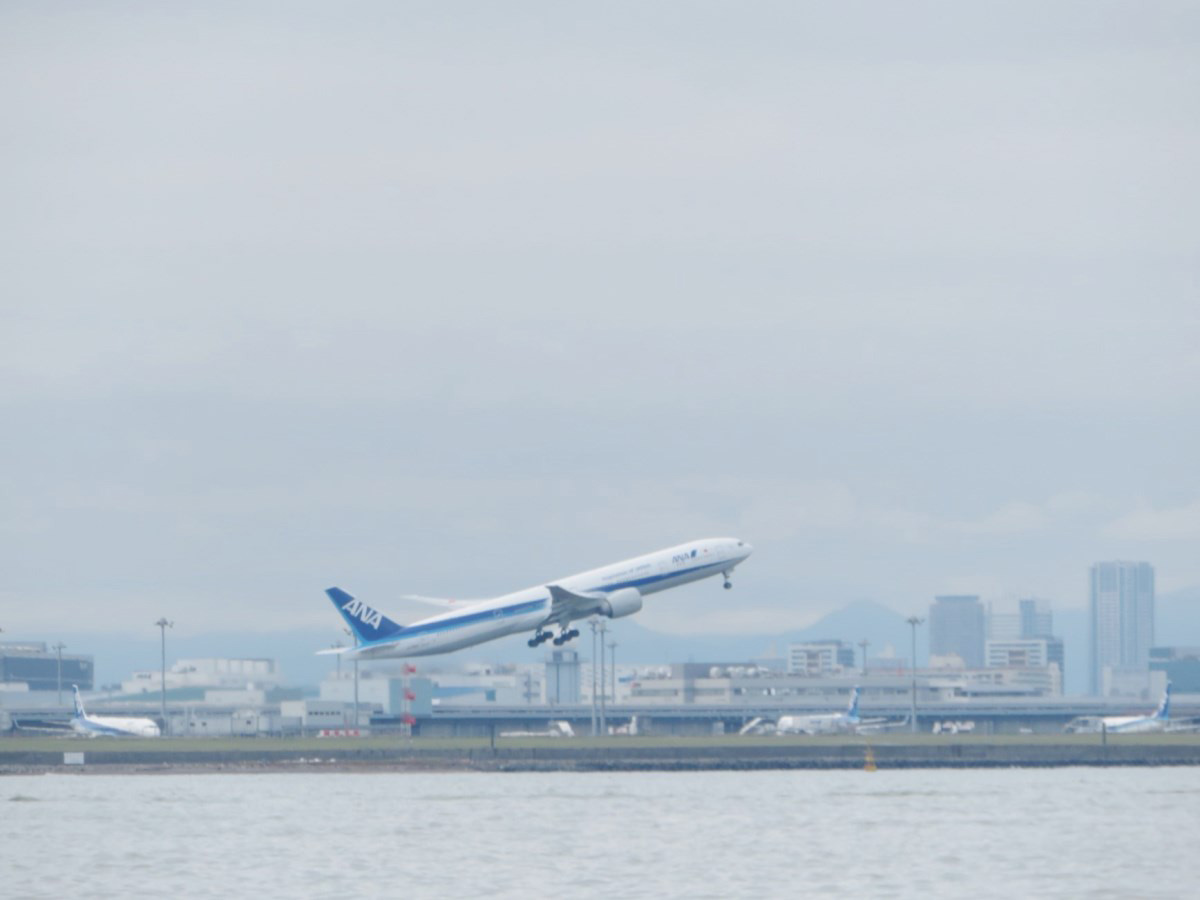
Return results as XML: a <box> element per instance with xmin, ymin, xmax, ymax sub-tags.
<box><xmin>772</xmin><ymin>687</ymin><xmax>905</xmax><ymax>735</ymax></box>
<box><xmin>322</xmin><ymin>537</ymin><xmax>752</xmax><ymax>660</ymax></box>
<box><xmin>776</xmin><ymin>687</ymin><xmax>866</xmax><ymax>735</ymax></box>
<box><xmin>1099</xmin><ymin>683</ymin><xmax>1172</xmax><ymax>734</ymax></box>
<box><xmin>71</xmin><ymin>685</ymin><xmax>161</xmax><ymax>737</ymax></box>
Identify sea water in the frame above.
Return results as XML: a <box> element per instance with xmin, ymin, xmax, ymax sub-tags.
<box><xmin>4</xmin><ymin>767</ymin><xmax>1199</xmax><ymax>898</ymax></box>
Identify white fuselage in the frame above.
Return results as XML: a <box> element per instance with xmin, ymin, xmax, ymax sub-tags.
<box><xmin>776</xmin><ymin>712</ymin><xmax>858</xmax><ymax>735</ymax></box>
<box><xmin>348</xmin><ymin>537</ymin><xmax>752</xmax><ymax>660</ymax></box>
<box><xmin>1101</xmin><ymin>714</ymin><xmax>1166</xmax><ymax>734</ymax></box>
<box><xmin>72</xmin><ymin>713</ymin><xmax>161</xmax><ymax>738</ymax></box>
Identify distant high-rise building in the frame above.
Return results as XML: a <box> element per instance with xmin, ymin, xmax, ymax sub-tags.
<box><xmin>987</xmin><ymin>609</ymin><xmax>1021</xmax><ymax>641</ymax></box>
<box><xmin>985</xmin><ymin>599</ymin><xmax>1065</xmax><ymax>682</ymax></box>
<box><xmin>1090</xmin><ymin>561</ymin><xmax>1155</xmax><ymax>695</ymax></box>
<box><xmin>787</xmin><ymin>640</ymin><xmax>855</xmax><ymax>675</ymax></box>
<box><xmin>930</xmin><ymin>595</ymin><xmax>985</xmax><ymax>668</ymax></box>
<box><xmin>1019</xmin><ymin>598</ymin><xmax>1054</xmax><ymax>639</ymax></box>
<box><xmin>986</xmin><ymin>637</ymin><xmax>1064</xmax><ymax>672</ymax></box>
<box><xmin>1150</xmin><ymin>647</ymin><xmax>1200</xmax><ymax>693</ymax></box>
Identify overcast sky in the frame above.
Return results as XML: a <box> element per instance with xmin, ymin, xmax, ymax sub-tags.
<box><xmin>2</xmin><ymin>2</ymin><xmax>1198</xmax><ymax>639</ymax></box>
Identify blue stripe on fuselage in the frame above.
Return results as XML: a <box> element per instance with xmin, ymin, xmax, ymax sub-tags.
<box><xmin>584</xmin><ymin>558</ymin><xmax>728</xmax><ymax>594</ymax></box>
<box><xmin>358</xmin><ymin>597</ymin><xmax>548</xmax><ymax>648</ymax></box>
<box><xmin>76</xmin><ymin>718</ymin><xmax>142</xmax><ymax>735</ymax></box>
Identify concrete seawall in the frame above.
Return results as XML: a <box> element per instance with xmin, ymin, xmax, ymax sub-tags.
<box><xmin>4</xmin><ymin>738</ymin><xmax>1200</xmax><ymax>773</ymax></box>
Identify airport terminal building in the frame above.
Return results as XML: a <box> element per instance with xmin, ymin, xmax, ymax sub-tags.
<box><xmin>0</xmin><ymin>642</ymin><xmax>94</xmax><ymax>692</ymax></box>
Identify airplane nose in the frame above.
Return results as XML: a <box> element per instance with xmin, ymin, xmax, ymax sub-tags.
<box><xmin>740</xmin><ymin>541</ymin><xmax>754</xmax><ymax>556</ymax></box>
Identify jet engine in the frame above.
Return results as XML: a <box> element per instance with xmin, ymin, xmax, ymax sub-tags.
<box><xmin>598</xmin><ymin>588</ymin><xmax>643</xmax><ymax>619</ymax></box>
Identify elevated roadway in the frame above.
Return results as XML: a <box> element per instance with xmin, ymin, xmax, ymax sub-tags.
<box><xmin>414</xmin><ymin>696</ymin><xmax>1200</xmax><ymax>737</ymax></box>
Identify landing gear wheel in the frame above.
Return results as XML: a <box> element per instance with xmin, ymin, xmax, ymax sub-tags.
<box><xmin>724</xmin><ymin>581</ymin><xmax>732</xmax><ymax>590</ymax></box>
<box><xmin>551</xmin><ymin>628</ymin><xmax>580</xmax><ymax>646</ymax></box>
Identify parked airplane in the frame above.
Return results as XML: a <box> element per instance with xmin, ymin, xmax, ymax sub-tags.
<box><xmin>323</xmin><ymin>537</ymin><xmax>752</xmax><ymax>660</ymax></box>
<box><xmin>499</xmin><ymin>720</ymin><xmax>575</xmax><ymax>738</ymax></box>
<box><xmin>71</xmin><ymin>686</ymin><xmax>160</xmax><ymax>737</ymax></box>
<box><xmin>774</xmin><ymin>687</ymin><xmax>895</xmax><ymax>735</ymax></box>
<box><xmin>1099</xmin><ymin>683</ymin><xmax>1172</xmax><ymax>734</ymax></box>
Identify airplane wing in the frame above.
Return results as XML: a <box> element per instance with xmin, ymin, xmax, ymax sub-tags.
<box><xmin>543</xmin><ymin>584</ymin><xmax>606</xmax><ymax>626</ymax></box>
<box><xmin>1165</xmin><ymin>718</ymin><xmax>1200</xmax><ymax>733</ymax></box>
<box><xmin>856</xmin><ymin>717</ymin><xmax>910</xmax><ymax>734</ymax></box>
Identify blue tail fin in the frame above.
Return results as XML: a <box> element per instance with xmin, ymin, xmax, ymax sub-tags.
<box><xmin>847</xmin><ymin>686</ymin><xmax>861</xmax><ymax>720</ymax></box>
<box><xmin>72</xmin><ymin>684</ymin><xmax>86</xmax><ymax>719</ymax></box>
<box><xmin>326</xmin><ymin>587</ymin><xmax>404</xmax><ymax>644</ymax></box>
<box><xmin>1155</xmin><ymin>682</ymin><xmax>1171</xmax><ymax>720</ymax></box>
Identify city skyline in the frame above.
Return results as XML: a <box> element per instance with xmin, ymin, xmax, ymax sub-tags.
<box><xmin>12</xmin><ymin>581</ymin><xmax>1200</xmax><ymax>698</ymax></box>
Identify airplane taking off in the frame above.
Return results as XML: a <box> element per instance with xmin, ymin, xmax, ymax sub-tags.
<box><xmin>71</xmin><ymin>685</ymin><xmax>160</xmax><ymax>737</ymax></box>
<box><xmin>323</xmin><ymin>537</ymin><xmax>752</xmax><ymax>660</ymax></box>
<box><xmin>1099</xmin><ymin>683</ymin><xmax>1172</xmax><ymax>734</ymax></box>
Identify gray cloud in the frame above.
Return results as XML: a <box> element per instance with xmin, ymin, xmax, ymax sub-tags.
<box><xmin>2</xmin><ymin>2</ymin><xmax>1198</xmax><ymax>638</ymax></box>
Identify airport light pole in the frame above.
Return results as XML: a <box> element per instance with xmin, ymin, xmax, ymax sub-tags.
<box><xmin>342</xmin><ymin>627</ymin><xmax>359</xmax><ymax>729</ymax></box>
<box><xmin>589</xmin><ymin>618</ymin><xmax>599</xmax><ymax>736</ymax></box>
<box><xmin>906</xmin><ymin>616</ymin><xmax>924</xmax><ymax>734</ymax></box>
<box><xmin>53</xmin><ymin>642</ymin><xmax>66</xmax><ymax>705</ymax></box>
<box><xmin>608</xmin><ymin>639</ymin><xmax>617</xmax><ymax>708</ymax></box>
<box><xmin>155</xmin><ymin>618</ymin><xmax>173</xmax><ymax>733</ymax></box>
<box><xmin>598</xmin><ymin>618</ymin><xmax>607</xmax><ymax>736</ymax></box>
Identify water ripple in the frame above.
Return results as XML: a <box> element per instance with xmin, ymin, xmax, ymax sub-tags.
<box><xmin>2</xmin><ymin>767</ymin><xmax>1198</xmax><ymax>898</ymax></box>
